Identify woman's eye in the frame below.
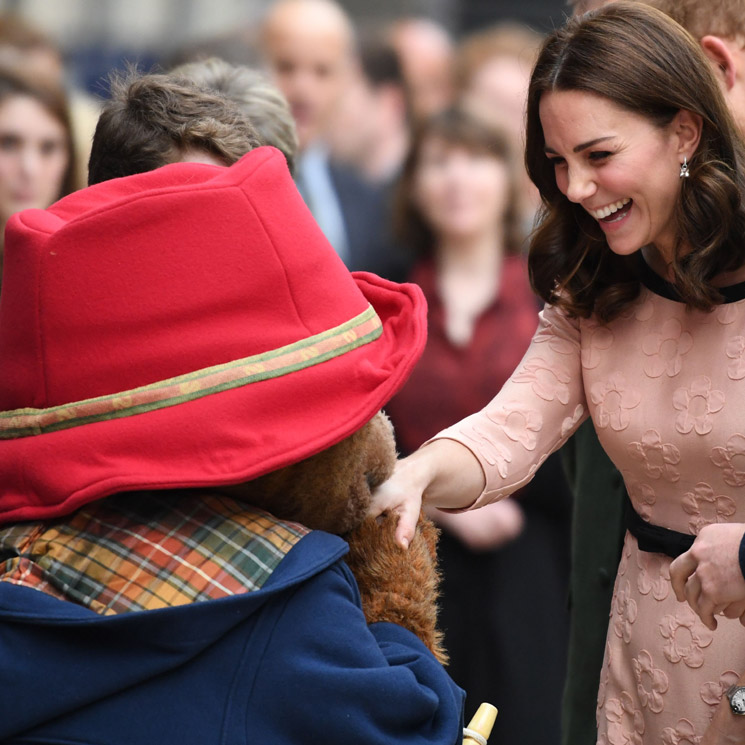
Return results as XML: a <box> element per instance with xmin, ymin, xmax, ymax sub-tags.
<box><xmin>589</xmin><ymin>151</ymin><xmax>612</xmax><ymax>162</ymax></box>
<box><xmin>547</xmin><ymin>157</ymin><xmax>565</xmax><ymax>167</ymax></box>
<box><xmin>40</xmin><ymin>141</ymin><xmax>64</xmax><ymax>157</ymax></box>
<box><xmin>0</xmin><ymin>135</ymin><xmax>20</xmax><ymax>152</ymax></box>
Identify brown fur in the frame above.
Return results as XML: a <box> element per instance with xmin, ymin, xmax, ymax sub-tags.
<box><xmin>224</xmin><ymin>412</ymin><xmax>394</xmax><ymax>534</ymax></box>
<box><xmin>221</xmin><ymin>411</ymin><xmax>447</xmax><ymax>662</ymax></box>
<box><xmin>344</xmin><ymin>512</ymin><xmax>447</xmax><ymax>664</ymax></box>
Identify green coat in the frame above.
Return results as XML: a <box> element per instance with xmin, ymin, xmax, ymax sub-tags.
<box><xmin>560</xmin><ymin>419</ymin><xmax>627</xmax><ymax>745</ymax></box>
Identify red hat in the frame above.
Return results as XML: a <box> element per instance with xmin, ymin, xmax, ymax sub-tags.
<box><xmin>0</xmin><ymin>147</ymin><xmax>426</xmax><ymax>523</ymax></box>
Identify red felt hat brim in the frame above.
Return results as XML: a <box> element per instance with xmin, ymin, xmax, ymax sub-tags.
<box><xmin>0</xmin><ymin>271</ymin><xmax>426</xmax><ymax>523</ymax></box>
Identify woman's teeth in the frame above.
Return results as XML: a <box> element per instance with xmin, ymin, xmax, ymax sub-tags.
<box><xmin>590</xmin><ymin>198</ymin><xmax>631</xmax><ymax>220</ymax></box>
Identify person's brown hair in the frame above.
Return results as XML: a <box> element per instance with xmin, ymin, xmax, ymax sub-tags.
<box><xmin>455</xmin><ymin>22</ymin><xmax>543</xmax><ymax>94</ymax></box>
<box><xmin>168</xmin><ymin>58</ymin><xmax>298</xmax><ymax>173</ymax></box>
<box><xmin>0</xmin><ymin>64</ymin><xmax>77</xmax><ymax>199</ymax></box>
<box><xmin>567</xmin><ymin>0</ymin><xmax>607</xmax><ymax>14</ymax></box>
<box><xmin>88</xmin><ymin>70</ymin><xmax>262</xmax><ymax>185</ymax></box>
<box><xmin>636</xmin><ymin>0</ymin><xmax>745</xmax><ymax>41</ymax></box>
<box><xmin>394</xmin><ymin>106</ymin><xmax>524</xmax><ymax>258</ymax></box>
<box><xmin>570</xmin><ymin>0</ymin><xmax>745</xmax><ymax>36</ymax></box>
<box><xmin>526</xmin><ymin>1</ymin><xmax>745</xmax><ymax>322</ymax></box>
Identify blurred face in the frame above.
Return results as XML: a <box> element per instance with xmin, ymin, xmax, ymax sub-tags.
<box><xmin>391</xmin><ymin>21</ymin><xmax>454</xmax><ymax>121</ymax></box>
<box><xmin>714</xmin><ymin>37</ymin><xmax>745</xmax><ymax>135</ymax></box>
<box><xmin>413</xmin><ymin>135</ymin><xmax>510</xmax><ymax>242</ymax></box>
<box><xmin>0</xmin><ymin>94</ymin><xmax>68</xmax><ymax>225</ymax></box>
<box><xmin>540</xmin><ymin>89</ymin><xmax>695</xmax><ymax>261</ymax></box>
<box><xmin>466</xmin><ymin>55</ymin><xmax>531</xmax><ymax>141</ymax></box>
<box><xmin>264</xmin><ymin>19</ymin><xmax>350</xmax><ymax>149</ymax></box>
<box><xmin>327</xmin><ymin>70</ymin><xmax>378</xmax><ymax>163</ymax></box>
<box><xmin>404</xmin><ymin>51</ymin><xmax>454</xmax><ymax>121</ymax></box>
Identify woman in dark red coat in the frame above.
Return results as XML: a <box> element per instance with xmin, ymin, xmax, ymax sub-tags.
<box><xmin>386</xmin><ymin>107</ymin><xmax>572</xmax><ymax>745</ymax></box>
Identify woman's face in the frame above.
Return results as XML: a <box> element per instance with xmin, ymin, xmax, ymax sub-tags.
<box><xmin>0</xmin><ymin>94</ymin><xmax>68</xmax><ymax>225</ymax></box>
<box><xmin>413</xmin><ymin>134</ymin><xmax>510</xmax><ymax>244</ymax></box>
<box><xmin>539</xmin><ymin>89</ymin><xmax>695</xmax><ymax>260</ymax></box>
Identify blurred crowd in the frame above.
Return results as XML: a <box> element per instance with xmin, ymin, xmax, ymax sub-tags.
<box><xmin>0</xmin><ymin>3</ymin><xmax>570</xmax><ymax>743</ymax></box>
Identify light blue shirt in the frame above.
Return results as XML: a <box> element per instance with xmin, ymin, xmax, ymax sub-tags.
<box><xmin>295</xmin><ymin>143</ymin><xmax>350</xmax><ymax>265</ymax></box>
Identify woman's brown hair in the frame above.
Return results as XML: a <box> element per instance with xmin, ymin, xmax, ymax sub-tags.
<box><xmin>526</xmin><ymin>1</ymin><xmax>745</xmax><ymax>322</ymax></box>
<box><xmin>394</xmin><ymin>106</ymin><xmax>524</xmax><ymax>258</ymax></box>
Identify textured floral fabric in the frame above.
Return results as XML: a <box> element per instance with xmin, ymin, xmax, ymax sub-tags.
<box><xmin>435</xmin><ymin>276</ymin><xmax>745</xmax><ymax>743</ymax></box>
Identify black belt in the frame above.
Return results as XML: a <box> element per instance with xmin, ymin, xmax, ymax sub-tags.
<box><xmin>625</xmin><ymin>496</ymin><xmax>695</xmax><ymax>558</ymax></box>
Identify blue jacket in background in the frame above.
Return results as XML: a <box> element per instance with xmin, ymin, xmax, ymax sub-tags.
<box><xmin>0</xmin><ymin>530</ymin><xmax>465</xmax><ymax>744</ymax></box>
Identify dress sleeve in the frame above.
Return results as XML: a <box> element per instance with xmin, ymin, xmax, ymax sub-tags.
<box><xmin>432</xmin><ymin>303</ymin><xmax>589</xmax><ymax>510</ymax></box>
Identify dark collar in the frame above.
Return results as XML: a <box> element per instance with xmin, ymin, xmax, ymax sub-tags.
<box><xmin>638</xmin><ymin>254</ymin><xmax>745</xmax><ymax>304</ymax></box>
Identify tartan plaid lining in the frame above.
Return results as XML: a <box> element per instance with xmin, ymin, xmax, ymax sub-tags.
<box><xmin>0</xmin><ymin>491</ymin><xmax>309</xmax><ymax>615</ymax></box>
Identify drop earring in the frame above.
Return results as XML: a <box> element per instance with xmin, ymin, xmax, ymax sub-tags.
<box><xmin>679</xmin><ymin>157</ymin><xmax>690</xmax><ymax>178</ymax></box>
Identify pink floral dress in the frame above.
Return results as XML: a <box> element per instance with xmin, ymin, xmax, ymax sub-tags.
<box><xmin>435</xmin><ymin>271</ymin><xmax>745</xmax><ymax>744</ymax></box>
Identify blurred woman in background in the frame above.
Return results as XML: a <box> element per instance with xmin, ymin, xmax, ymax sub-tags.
<box><xmin>385</xmin><ymin>106</ymin><xmax>571</xmax><ymax>745</ymax></box>
<box><xmin>0</xmin><ymin>65</ymin><xmax>76</xmax><ymax>274</ymax></box>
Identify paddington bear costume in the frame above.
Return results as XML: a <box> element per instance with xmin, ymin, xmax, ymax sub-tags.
<box><xmin>0</xmin><ymin>147</ymin><xmax>465</xmax><ymax>744</ymax></box>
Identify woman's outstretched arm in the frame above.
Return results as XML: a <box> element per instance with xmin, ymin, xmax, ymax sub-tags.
<box><xmin>370</xmin><ymin>438</ymin><xmax>486</xmax><ymax>548</ymax></box>
<box><xmin>373</xmin><ymin>302</ymin><xmax>590</xmax><ymax>548</ymax></box>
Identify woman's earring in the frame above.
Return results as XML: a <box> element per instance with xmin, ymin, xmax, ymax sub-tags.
<box><xmin>679</xmin><ymin>157</ymin><xmax>690</xmax><ymax>178</ymax></box>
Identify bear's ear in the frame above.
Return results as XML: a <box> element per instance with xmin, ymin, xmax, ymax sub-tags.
<box><xmin>334</xmin><ymin>411</ymin><xmax>398</xmax><ymax>536</ymax></box>
<box><xmin>361</xmin><ymin>412</ymin><xmax>397</xmax><ymax>492</ymax></box>
<box><xmin>217</xmin><ymin>411</ymin><xmax>397</xmax><ymax>536</ymax></box>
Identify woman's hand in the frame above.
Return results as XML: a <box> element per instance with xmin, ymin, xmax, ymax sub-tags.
<box><xmin>369</xmin><ymin>438</ymin><xmax>486</xmax><ymax>549</ymax></box>
<box><xmin>369</xmin><ymin>452</ymin><xmax>430</xmax><ymax>549</ymax></box>
<box><xmin>670</xmin><ymin>523</ymin><xmax>745</xmax><ymax>630</ymax></box>
<box><xmin>700</xmin><ymin>686</ymin><xmax>745</xmax><ymax>744</ymax></box>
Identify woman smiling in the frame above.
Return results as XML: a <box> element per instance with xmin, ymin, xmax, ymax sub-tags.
<box><xmin>371</xmin><ymin>3</ymin><xmax>745</xmax><ymax>743</ymax></box>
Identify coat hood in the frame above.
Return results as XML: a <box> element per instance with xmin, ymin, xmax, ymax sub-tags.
<box><xmin>0</xmin><ymin>530</ymin><xmax>347</xmax><ymax>740</ymax></box>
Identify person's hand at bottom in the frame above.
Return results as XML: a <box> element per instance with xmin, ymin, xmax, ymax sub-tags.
<box><xmin>670</xmin><ymin>523</ymin><xmax>745</xmax><ymax>630</ymax></box>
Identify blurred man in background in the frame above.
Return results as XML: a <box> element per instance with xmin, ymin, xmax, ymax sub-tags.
<box><xmin>260</xmin><ymin>0</ymin><xmax>351</xmax><ymax>157</ymax></box>
<box><xmin>259</xmin><ymin>0</ymin><xmax>349</xmax><ymax>259</ymax></box>
<box><xmin>387</xmin><ymin>17</ymin><xmax>455</xmax><ymax>122</ymax></box>
<box><xmin>327</xmin><ymin>31</ymin><xmax>408</xmax><ymax>188</ymax></box>
<box><xmin>260</xmin><ymin>0</ymin><xmax>377</xmax><ymax>273</ymax></box>
<box><xmin>324</xmin><ymin>30</ymin><xmax>412</xmax><ymax>281</ymax></box>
